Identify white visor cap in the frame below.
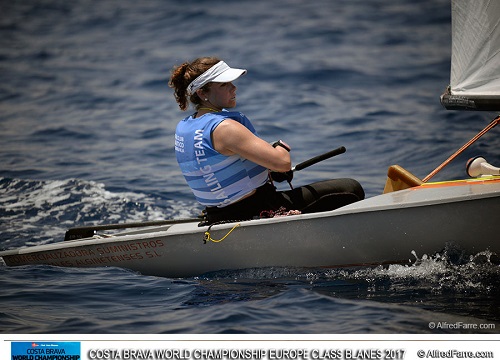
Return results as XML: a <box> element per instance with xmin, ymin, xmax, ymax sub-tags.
<box><xmin>186</xmin><ymin>61</ymin><xmax>247</xmax><ymax>95</ymax></box>
<box><xmin>212</xmin><ymin>64</ymin><xmax>247</xmax><ymax>83</ymax></box>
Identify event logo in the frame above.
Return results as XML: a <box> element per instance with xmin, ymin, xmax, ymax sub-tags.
<box><xmin>11</xmin><ymin>342</ymin><xmax>81</xmax><ymax>360</ymax></box>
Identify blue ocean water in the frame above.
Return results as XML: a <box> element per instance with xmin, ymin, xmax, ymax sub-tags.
<box><xmin>1</xmin><ymin>0</ymin><xmax>500</xmax><ymax>334</ymax></box>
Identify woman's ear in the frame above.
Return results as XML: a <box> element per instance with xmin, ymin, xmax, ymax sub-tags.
<box><xmin>196</xmin><ymin>89</ymin><xmax>207</xmax><ymax>101</ymax></box>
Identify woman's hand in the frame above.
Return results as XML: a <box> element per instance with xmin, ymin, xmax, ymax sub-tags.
<box><xmin>269</xmin><ymin>170</ymin><xmax>294</xmax><ymax>183</ymax></box>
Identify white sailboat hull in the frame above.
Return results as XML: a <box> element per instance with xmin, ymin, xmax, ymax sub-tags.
<box><xmin>1</xmin><ymin>178</ymin><xmax>499</xmax><ymax>278</ymax></box>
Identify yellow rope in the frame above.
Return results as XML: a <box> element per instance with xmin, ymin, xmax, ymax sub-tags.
<box><xmin>204</xmin><ymin>223</ymin><xmax>240</xmax><ymax>243</ymax></box>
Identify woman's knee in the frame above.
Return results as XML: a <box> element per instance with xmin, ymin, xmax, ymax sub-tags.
<box><xmin>314</xmin><ymin>178</ymin><xmax>365</xmax><ymax>200</ymax></box>
<box><xmin>340</xmin><ymin>178</ymin><xmax>365</xmax><ymax>200</ymax></box>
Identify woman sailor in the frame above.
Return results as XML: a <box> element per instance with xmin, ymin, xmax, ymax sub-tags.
<box><xmin>169</xmin><ymin>57</ymin><xmax>364</xmax><ymax>225</ymax></box>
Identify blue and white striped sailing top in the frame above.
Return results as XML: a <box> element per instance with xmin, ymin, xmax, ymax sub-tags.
<box><xmin>175</xmin><ymin>110</ymin><xmax>269</xmax><ymax>207</ymax></box>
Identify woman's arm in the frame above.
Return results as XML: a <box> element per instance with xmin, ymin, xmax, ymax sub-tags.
<box><xmin>212</xmin><ymin>119</ymin><xmax>291</xmax><ymax>172</ymax></box>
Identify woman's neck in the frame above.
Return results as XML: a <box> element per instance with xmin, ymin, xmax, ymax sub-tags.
<box><xmin>196</xmin><ymin>106</ymin><xmax>222</xmax><ymax>118</ymax></box>
<box><xmin>198</xmin><ymin>107</ymin><xmax>221</xmax><ymax>113</ymax></box>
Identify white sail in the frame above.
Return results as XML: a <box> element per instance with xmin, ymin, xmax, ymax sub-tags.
<box><xmin>442</xmin><ymin>0</ymin><xmax>500</xmax><ymax>110</ymax></box>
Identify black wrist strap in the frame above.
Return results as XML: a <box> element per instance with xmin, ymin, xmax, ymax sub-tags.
<box><xmin>272</xmin><ymin>140</ymin><xmax>291</xmax><ymax>152</ymax></box>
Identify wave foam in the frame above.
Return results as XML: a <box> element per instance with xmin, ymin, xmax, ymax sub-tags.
<box><xmin>0</xmin><ymin>177</ymin><xmax>200</xmax><ymax>248</ymax></box>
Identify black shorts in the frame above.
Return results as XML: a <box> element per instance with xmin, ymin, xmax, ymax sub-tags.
<box><xmin>204</xmin><ymin>179</ymin><xmax>364</xmax><ymax>225</ymax></box>
<box><xmin>204</xmin><ymin>182</ymin><xmax>280</xmax><ymax>224</ymax></box>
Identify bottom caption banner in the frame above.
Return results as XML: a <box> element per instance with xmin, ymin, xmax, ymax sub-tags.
<box><xmin>8</xmin><ymin>341</ymin><xmax>496</xmax><ymax>360</ymax></box>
